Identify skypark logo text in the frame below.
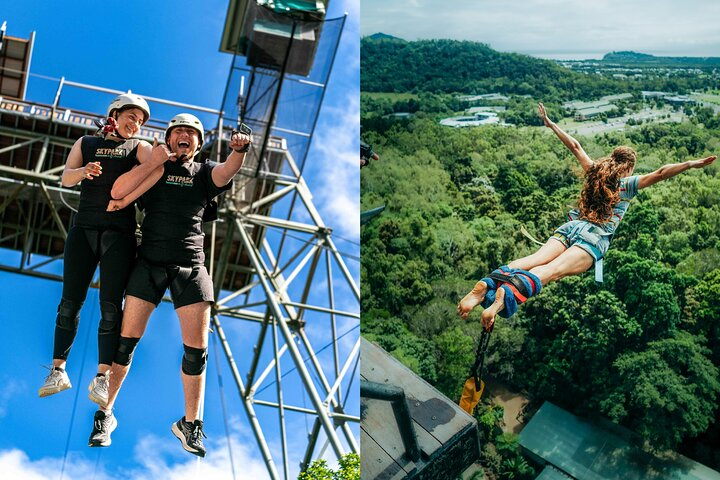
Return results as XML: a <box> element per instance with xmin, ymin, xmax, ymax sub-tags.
<box><xmin>166</xmin><ymin>175</ymin><xmax>194</xmax><ymax>187</ymax></box>
<box><xmin>94</xmin><ymin>148</ymin><xmax>126</xmax><ymax>157</ymax></box>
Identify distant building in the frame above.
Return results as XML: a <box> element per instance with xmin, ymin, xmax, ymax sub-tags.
<box><xmin>457</xmin><ymin>93</ymin><xmax>510</xmax><ymax>103</ymax></box>
<box><xmin>664</xmin><ymin>95</ymin><xmax>695</xmax><ymax>105</ymax></box>
<box><xmin>564</xmin><ymin>94</ymin><xmax>629</xmax><ymax>121</ymax></box>
<box><xmin>466</xmin><ymin>106</ymin><xmax>506</xmax><ymax>115</ymax></box>
<box><xmin>520</xmin><ymin>402</ymin><xmax>720</xmax><ymax>480</ymax></box>
<box><xmin>601</xmin><ymin>93</ymin><xmax>633</xmax><ymax>102</ymax></box>
<box><xmin>574</xmin><ymin>104</ymin><xmax>618</xmax><ymax>120</ymax></box>
<box><xmin>381</xmin><ymin>112</ymin><xmax>413</xmax><ymax>121</ymax></box>
<box><xmin>641</xmin><ymin>90</ymin><xmax>667</xmax><ymax>98</ymax></box>
<box><xmin>640</xmin><ymin>91</ymin><xmax>695</xmax><ymax>106</ymax></box>
<box><xmin>440</xmin><ymin>111</ymin><xmax>502</xmax><ymax>127</ymax></box>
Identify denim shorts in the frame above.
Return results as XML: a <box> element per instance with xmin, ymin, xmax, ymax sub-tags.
<box><xmin>551</xmin><ymin>220</ymin><xmax>612</xmax><ymax>262</ymax></box>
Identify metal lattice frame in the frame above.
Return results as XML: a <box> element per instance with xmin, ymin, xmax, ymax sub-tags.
<box><xmin>0</xmin><ymin>79</ymin><xmax>359</xmax><ymax>480</ymax></box>
<box><xmin>208</xmin><ymin>147</ymin><xmax>360</xmax><ymax>478</ymax></box>
<box><xmin>1</xmin><ymin>7</ymin><xmax>358</xmax><ymax>475</ymax></box>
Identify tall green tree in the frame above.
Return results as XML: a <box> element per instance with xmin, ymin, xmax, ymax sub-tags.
<box><xmin>600</xmin><ymin>331</ymin><xmax>720</xmax><ymax>450</ymax></box>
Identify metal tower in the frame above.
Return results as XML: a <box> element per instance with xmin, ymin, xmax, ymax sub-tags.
<box><xmin>0</xmin><ymin>4</ymin><xmax>359</xmax><ymax>478</ymax></box>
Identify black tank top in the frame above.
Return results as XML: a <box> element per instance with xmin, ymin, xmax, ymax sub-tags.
<box><xmin>74</xmin><ymin>135</ymin><xmax>140</xmax><ymax>232</ymax></box>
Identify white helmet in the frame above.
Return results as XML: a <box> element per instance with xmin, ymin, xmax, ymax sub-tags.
<box><xmin>165</xmin><ymin>113</ymin><xmax>204</xmax><ymax>149</ymax></box>
<box><xmin>106</xmin><ymin>94</ymin><xmax>150</xmax><ymax>124</ymax></box>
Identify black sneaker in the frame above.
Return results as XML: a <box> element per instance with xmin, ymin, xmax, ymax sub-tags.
<box><xmin>88</xmin><ymin>410</ymin><xmax>117</xmax><ymax>447</ymax></box>
<box><xmin>171</xmin><ymin>417</ymin><xmax>207</xmax><ymax>457</ymax></box>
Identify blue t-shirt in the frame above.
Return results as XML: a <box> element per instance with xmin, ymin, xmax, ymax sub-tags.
<box><xmin>568</xmin><ymin>175</ymin><xmax>640</xmax><ymax>234</ymax></box>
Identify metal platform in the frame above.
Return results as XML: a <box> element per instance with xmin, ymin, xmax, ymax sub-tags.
<box><xmin>361</xmin><ymin>338</ymin><xmax>480</xmax><ymax>479</ymax></box>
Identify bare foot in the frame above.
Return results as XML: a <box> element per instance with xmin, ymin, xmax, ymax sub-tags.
<box><xmin>457</xmin><ymin>281</ymin><xmax>488</xmax><ymax>319</ymax></box>
<box><xmin>480</xmin><ymin>286</ymin><xmax>505</xmax><ymax>330</ymax></box>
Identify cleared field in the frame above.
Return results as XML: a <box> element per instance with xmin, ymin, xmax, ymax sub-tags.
<box><xmin>554</xmin><ymin>106</ymin><xmax>685</xmax><ymax>136</ymax></box>
<box><xmin>691</xmin><ymin>92</ymin><xmax>720</xmax><ymax>105</ymax></box>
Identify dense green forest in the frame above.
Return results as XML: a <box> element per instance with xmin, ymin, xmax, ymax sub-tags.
<box><xmin>360</xmin><ymin>37</ymin><xmax>720</xmax><ymax>477</ymax></box>
<box><xmin>361</xmin><ymin>36</ymin><xmax>717</xmax><ymax>99</ymax></box>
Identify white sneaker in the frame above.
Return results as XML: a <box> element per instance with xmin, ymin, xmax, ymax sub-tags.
<box><xmin>38</xmin><ymin>367</ymin><xmax>72</xmax><ymax>397</ymax></box>
<box><xmin>88</xmin><ymin>373</ymin><xmax>110</xmax><ymax>407</ymax></box>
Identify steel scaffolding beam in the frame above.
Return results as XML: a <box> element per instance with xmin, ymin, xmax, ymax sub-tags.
<box><xmin>207</xmin><ymin>146</ymin><xmax>360</xmax><ymax>478</ymax></box>
<box><xmin>1</xmin><ymin>11</ymin><xmax>357</xmax><ymax>479</ymax></box>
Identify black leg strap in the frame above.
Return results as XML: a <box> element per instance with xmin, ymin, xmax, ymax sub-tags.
<box><xmin>169</xmin><ymin>266</ymin><xmax>194</xmax><ymax>301</ymax></box>
<box><xmin>488</xmin><ymin>271</ymin><xmax>531</xmax><ymax>299</ymax></box>
<box><xmin>83</xmin><ymin>228</ymin><xmax>101</xmax><ymax>258</ymax></box>
<box><xmin>99</xmin><ymin>230</ymin><xmax>125</xmax><ymax>258</ymax></box>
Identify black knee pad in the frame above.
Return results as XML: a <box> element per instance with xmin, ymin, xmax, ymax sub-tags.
<box><xmin>182</xmin><ymin>344</ymin><xmax>208</xmax><ymax>376</ymax></box>
<box><xmin>56</xmin><ymin>298</ymin><xmax>82</xmax><ymax>331</ymax></box>
<box><xmin>98</xmin><ymin>301</ymin><xmax>122</xmax><ymax>335</ymax></box>
<box><xmin>114</xmin><ymin>336</ymin><xmax>140</xmax><ymax>366</ymax></box>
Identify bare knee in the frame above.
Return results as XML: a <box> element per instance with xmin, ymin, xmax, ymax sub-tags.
<box><xmin>121</xmin><ymin>321</ymin><xmax>146</xmax><ymax>338</ymax></box>
<box><xmin>121</xmin><ymin>296</ymin><xmax>154</xmax><ymax>337</ymax></box>
<box><xmin>176</xmin><ymin>301</ymin><xmax>210</xmax><ymax>348</ymax></box>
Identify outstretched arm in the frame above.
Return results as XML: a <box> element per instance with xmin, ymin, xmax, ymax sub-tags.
<box><xmin>111</xmin><ymin>139</ymin><xmax>175</xmax><ymax>199</ymax></box>
<box><xmin>538</xmin><ymin>103</ymin><xmax>594</xmax><ymax>172</ymax></box>
<box><xmin>211</xmin><ymin>129</ymin><xmax>251</xmax><ymax>187</ymax></box>
<box><xmin>638</xmin><ymin>155</ymin><xmax>716</xmax><ymax>189</ymax></box>
<box><xmin>107</xmin><ymin>165</ymin><xmax>164</xmax><ymax>211</ymax></box>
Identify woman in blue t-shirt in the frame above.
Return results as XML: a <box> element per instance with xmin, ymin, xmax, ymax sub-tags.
<box><xmin>458</xmin><ymin>103</ymin><xmax>716</xmax><ymax>329</ymax></box>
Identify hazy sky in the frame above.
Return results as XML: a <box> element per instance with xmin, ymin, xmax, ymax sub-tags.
<box><xmin>361</xmin><ymin>0</ymin><xmax>720</xmax><ymax>57</ymax></box>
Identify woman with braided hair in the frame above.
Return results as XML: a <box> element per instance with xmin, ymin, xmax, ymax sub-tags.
<box><xmin>458</xmin><ymin>103</ymin><xmax>716</xmax><ymax>330</ymax></box>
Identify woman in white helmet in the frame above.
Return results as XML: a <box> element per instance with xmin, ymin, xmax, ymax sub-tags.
<box><xmin>39</xmin><ymin>94</ymin><xmax>172</xmax><ymax>444</ymax></box>
<box><xmin>90</xmin><ymin>112</ymin><xmax>251</xmax><ymax>455</ymax></box>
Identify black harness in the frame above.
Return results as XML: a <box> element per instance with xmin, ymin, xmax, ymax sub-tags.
<box><xmin>488</xmin><ymin>271</ymin><xmax>531</xmax><ymax>299</ymax></box>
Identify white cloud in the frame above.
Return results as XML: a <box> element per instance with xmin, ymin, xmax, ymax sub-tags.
<box><xmin>343</xmin><ymin>0</ymin><xmax>361</xmax><ymax>23</ymax></box>
<box><xmin>311</xmin><ymin>92</ymin><xmax>360</xmax><ymax>240</ymax></box>
<box><xmin>0</xmin><ymin>449</ymin><xmax>113</xmax><ymax>480</ymax></box>
<box><xmin>303</xmin><ymin>0</ymin><xmax>360</xmax><ymax>244</ymax></box>
<box><xmin>127</xmin><ymin>432</ymin><xmax>270</xmax><ymax>480</ymax></box>
<box><xmin>0</xmin><ymin>430</ymin><xmax>272</xmax><ymax>480</ymax></box>
<box><xmin>0</xmin><ymin>378</ymin><xmax>23</xmax><ymax>418</ymax></box>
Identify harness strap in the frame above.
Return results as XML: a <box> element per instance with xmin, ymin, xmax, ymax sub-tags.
<box><xmin>595</xmin><ymin>258</ymin><xmax>604</xmax><ymax>283</ymax></box>
<box><xmin>502</xmin><ymin>282</ymin><xmax>527</xmax><ymax>303</ymax></box>
<box><xmin>488</xmin><ymin>271</ymin><xmax>531</xmax><ymax>302</ymax></box>
<box><xmin>470</xmin><ymin>325</ymin><xmax>493</xmax><ymax>389</ymax></box>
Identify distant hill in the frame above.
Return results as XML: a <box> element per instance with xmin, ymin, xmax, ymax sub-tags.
<box><xmin>600</xmin><ymin>51</ymin><xmax>720</xmax><ymax>68</ymax></box>
<box><xmin>365</xmin><ymin>32</ymin><xmax>404</xmax><ymax>41</ymax></box>
<box><xmin>361</xmin><ymin>37</ymin><xmax>714</xmax><ymax>99</ymax></box>
<box><xmin>360</xmin><ymin>36</ymin><xmax>623</xmax><ymax>99</ymax></box>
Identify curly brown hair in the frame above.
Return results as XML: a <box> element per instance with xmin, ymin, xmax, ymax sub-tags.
<box><xmin>578</xmin><ymin>146</ymin><xmax>637</xmax><ymax>224</ymax></box>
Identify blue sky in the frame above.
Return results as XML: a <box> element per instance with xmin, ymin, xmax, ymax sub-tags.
<box><xmin>0</xmin><ymin>1</ymin><xmax>359</xmax><ymax>479</ymax></box>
